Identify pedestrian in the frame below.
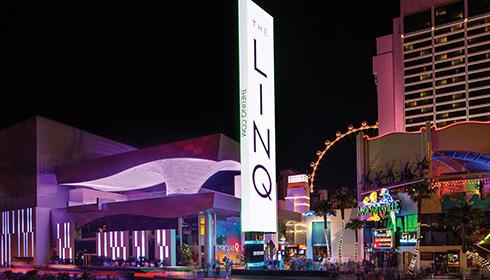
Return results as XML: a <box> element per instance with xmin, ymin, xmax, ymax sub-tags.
<box><xmin>225</xmin><ymin>257</ymin><xmax>231</xmax><ymax>279</ymax></box>
<box><xmin>214</xmin><ymin>258</ymin><xmax>220</xmax><ymax>277</ymax></box>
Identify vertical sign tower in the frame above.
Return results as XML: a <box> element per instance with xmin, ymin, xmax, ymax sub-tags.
<box><xmin>238</xmin><ymin>0</ymin><xmax>277</xmax><ymax>268</ymax></box>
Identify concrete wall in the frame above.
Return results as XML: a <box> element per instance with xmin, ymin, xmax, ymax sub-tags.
<box><xmin>373</xmin><ymin>19</ymin><xmax>404</xmax><ymax>135</ymax></box>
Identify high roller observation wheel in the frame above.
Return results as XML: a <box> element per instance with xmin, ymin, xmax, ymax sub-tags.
<box><xmin>308</xmin><ymin>121</ymin><xmax>379</xmax><ymax>193</ymax></box>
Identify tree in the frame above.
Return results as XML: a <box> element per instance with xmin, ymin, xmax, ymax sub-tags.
<box><xmin>346</xmin><ymin>218</ymin><xmax>365</xmax><ymax>262</ymax></box>
<box><xmin>444</xmin><ymin>200</ymin><xmax>485</xmax><ymax>252</ymax></box>
<box><xmin>180</xmin><ymin>244</ymin><xmax>192</xmax><ymax>266</ymax></box>
<box><xmin>332</xmin><ymin>187</ymin><xmax>356</xmax><ymax>263</ymax></box>
<box><xmin>406</xmin><ymin>178</ymin><xmax>435</xmax><ymax>275</ymax></box>
<box><xmin>313</xmin><ymin>199</ymin><xmax>336</xmax><ymax>260</ymax></box>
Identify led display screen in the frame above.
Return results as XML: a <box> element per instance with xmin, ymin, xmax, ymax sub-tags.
<box><xmin>311</xmin><ymin>221</ymin><xmax>331</xmax><ymax>247</ymax></box>
<box><xmin>373</xmin><ymin>229</ymin><xmax>393</xmax><ymax>249</ymax></box>
<box><xmin>399</xmin><ymin>231</ymin><xmax>417</xmax><ymax>246</ymax></box>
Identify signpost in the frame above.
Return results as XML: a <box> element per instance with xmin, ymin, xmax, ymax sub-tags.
<box><xmin>238</xmin><ymin>0</ymin><xmax>276</xmax><ymax>268</ymax></box>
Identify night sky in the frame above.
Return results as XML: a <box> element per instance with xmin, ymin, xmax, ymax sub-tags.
<box><xmin>1</xmin><ymin>1</ymin><xmax>400</xmax><ymax>175</ymax></box>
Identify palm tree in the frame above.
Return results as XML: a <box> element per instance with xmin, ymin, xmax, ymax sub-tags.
<box><xmin>406</xmin><ymin>178</ymin><xmax>435</xmax><ymax>275</ymax></box>
<box><xmin>313</xmin><ymin>199</ymin><xmax>336</xmax><ymax>260</ymax></box>
<box><xmin>332</xmin><ymin>187</ymin><xmax>356</xmax><ymax>263</ymax></box>
<box><xmin>444</xmin><ymin>200</ymin><xmax>485</xmax><ymax>252</ymax></box>
<box><xmin>346</xmin><ymin>218</ymin><xmax>365</xmax><ymax>262</ymax></box>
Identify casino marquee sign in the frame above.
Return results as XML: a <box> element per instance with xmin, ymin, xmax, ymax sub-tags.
<box><xmin>358</xmin><ymin>188</ymin><xmax>401</xmax><ymax>220</ymax></box>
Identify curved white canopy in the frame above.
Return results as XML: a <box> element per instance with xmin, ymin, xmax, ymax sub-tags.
<box><xmin>62</xmin><ymin>158</ymin><xmax>240</xmax><ymax>194</ymax></box>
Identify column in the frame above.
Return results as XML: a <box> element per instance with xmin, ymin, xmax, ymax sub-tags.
<box><xmin>178</xmin><ymin>217</ymin><xmax>183</xmax><ymax>248</ymax></box>
<box><xmin>198</xmin><ymin>213</ymin><xmax>205</xmax><ymax>266</ymax></box>
<box><xmin>205</xmin><ymin>212</ymin><xmax>216</xmax><ymax>265</ymax></box>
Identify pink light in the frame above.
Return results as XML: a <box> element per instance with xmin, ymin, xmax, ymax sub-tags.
<box><xmin>367</xmin><ymin>120</ymin><xmax>490</xmax><ymax>141</ymax></box>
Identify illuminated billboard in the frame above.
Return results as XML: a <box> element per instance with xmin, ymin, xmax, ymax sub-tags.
<box><xmin>399</xmin><ymin>232</ymin><xmax>417</xmax><ymax>246</ymax></box>
<box><xmin>373</xmin><ymin>229</ymin><xmax>393</xmax><ymax>249</ymax></box>
<box><xmin>358</xmin><ymin>188</ymin><xmax>400</xmax><ymax>231</ymax></box>
<box><xmin>238</xmin><ymin>0</ymin><xmax>277</xmax><ymax>233</ymax></box>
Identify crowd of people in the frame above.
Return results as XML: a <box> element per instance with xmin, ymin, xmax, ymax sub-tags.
<box><xmin>264</xmin><ymin>257</ymin><xmax>407</xmax><ymax>279</ymax></box>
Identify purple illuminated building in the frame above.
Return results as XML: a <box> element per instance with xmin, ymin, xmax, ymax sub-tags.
<box><xmin>0</xmin><ymin>116</ymin><xmax>303</xmax><ymax>267</ymax></box>
<box><xmin>373</xmin><ymin>0</ymin><xmax>490</xmax><ymax>134</ymax></box>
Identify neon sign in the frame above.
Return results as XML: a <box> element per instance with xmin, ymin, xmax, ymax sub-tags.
<box><xmin>358</xmin><ymin>188</ymin><xmax>400</xmax><ymax>231</ymax></box>
<box><xmin>373</xmin><ymin>229</ymin><xmax>393</xmax><ymax>249</ymax></box>
<box><xmin>217</xmin><ymin>242</ymin><xmax>240</xmax><ymax>253</ymax></box>
<box><xmin>399</xmin><ymin>232</ymin><xmax>417</xmax><ymax>246</ymax></box>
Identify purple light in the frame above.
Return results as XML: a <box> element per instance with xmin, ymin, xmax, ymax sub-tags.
<box><xmin>62</xmin><ymin>158</ymin><xmax>240</xmax><ymax>194</ymax></box>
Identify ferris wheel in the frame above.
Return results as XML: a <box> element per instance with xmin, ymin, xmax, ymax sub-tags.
<box><xmin>308</xmin><ymin>121</ymin><xmax>379</xmax><ymax>194</ymax></box>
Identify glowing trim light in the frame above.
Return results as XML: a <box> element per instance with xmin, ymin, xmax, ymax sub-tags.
<box><xmin>288</xmin><ymin>174</ymin><xmax>308</xmax><ymax>183</ymax></box>
<box><xmin>309</xmin><ymin>122</ymin><xmax>378</xmax><ymax>192</ymax></box>
<box><xmin>285</xmin><ymin>196</ymin><xmax>310</xmax><ymax>200</ymax></box>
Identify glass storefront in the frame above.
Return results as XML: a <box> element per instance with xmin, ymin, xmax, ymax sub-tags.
<box><xmin>311</xmin><ymin>221</ymin><xmax>331</xmax><ymax>261</ymax></box>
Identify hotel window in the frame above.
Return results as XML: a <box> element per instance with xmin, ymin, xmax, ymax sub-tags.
<box><xmin>405</xmin><ymin>81</ymin><xmax>433</xmax><ymax>92</ymax></box>
<box><xmin>435</xmin><ymin>58</ymin><xmax>464</xmax><ymax>70</ymax></box>
<box><xmin>469</xmin><ymin>88</ymin><xmax>490</xmax><ymax>97</ymax></box>
<box><xmin>436</xmin><ymin>37</ymin><xmax>448</xmax><ymax>44</ymax></box>
<box><xmin>437</xmin><ymin>79</ymin><xmax>448</xmax><ymax>86</ymax></box>
<box><xmin>468</xmin><ymin>43</ymin><xmax>490</xmax><ymax>54</ymax></box>
<box><xmin>405</xmin><ymin>91</ymin><xmax>433</xmax><ymax>101</ymax></box>
<box><xmin>470</xmin><ymin>106</ymin><xmax>490</xmax><ymax>114</ymax></box>
<box><xmin>468</xmin><ymin>35</ymin><xmax>490</xmax><ymax>46</ymax></box>
<box><xmin>468</xmin><ymin>0</ymin><xmax>490</xmax><ymax>17</ymax></box>
<box><xmin>470</xmin><ymin>115</ymin><xmax>490</xmax><ymax>121</ymax></box>
<box><xmin>405</xmin><ymin>74</ymin><xmax>432</xmax><ymax>84</ymax></box>
<box><xmin>404</xmin><ymin>10</ymin><xmax>432</xmax><ymax>33</ymax></box>
<box><xmin>405</xmin><ymin>99</ymin><xmax>432</xmax><ymax>108</ymax></box>
<box><xmin>469</xmin><ymin>79</ymin><xmax>490</xmax><ymax>89</ymax></box>
<box><xmin>469</xmin><ymin>70</ymin><xmax>490</xmax><ymax>80</ymax></box>
<box><xmin>404</xmin><ymin>49</ymin><xmax>432</xmax><ymax>60</ymax></box>
<box><xmin>469</xmin><ymin>61</ymin><xmax>490</xmax><ymax>72</ymax></box>
<box><xmin>436</xmin><ymin>53</ymin><xmax>448</xmax><ymax>61</ymax></box>
<box><xmin>440</xmin><ymin>76</ymin><xmax>465</xmax><ymax>84</ymax></box>
<box><xmin>436</xmin><ymin>109</ymin><xmax>466</xmax><ymax>119</ymax></box>
<box><xmin>406</xmin><ymin>101</ymin><xmax>418</xmax><ymax>108</ymax></box>
<box><xmin>406</xmin><ymin>107</ymin><xmax>433</xmax><ymax>116</ymax></box>
<box><xmin>435</xmin><ymin>41</ymin><xmax>464</xmax><ymax>52</ymax></box>
<box><xmin>436</xmin><ymin>101</ymin><xmax>466</xmax><ymax>111</ymax></box>
<box><xmin>451</xmin><ymin>58</ymin><xmax>464</xmax><ymax>66</ymax></box>
<box><xmin>436</xmin><ymin>67</ymin><xmax>465</xmax><ymax>78</ymax></box>
<box><xmin>404</xmin><ymin>45</ymin><xmax>414</xmax><ymax>51</ymax></box>
<box><xmin>404</xmin><ymin>31</ymin><xmax>432</xmax><ymax>43</ymax></box>
<box><xmin>405</xmin><ymin>57</ymin><xmax>432</xmax><ymax>68</ymax></box>
<box><xmin>468</xmin><ymin>53</ymin><xmax>490</xmax><ymax>63</ymax></box>
<box><xmin>469</xmin><ymin>97</ymin><xmax>490</xmax><ymax>106</ymax></box>
<box><xmin>436</xmin><ymin>84</ymin><xmax>465</xmax><ymax>94</ymax></box>
<box><xmin>468</xmin><ymin>17</ymin><xmax>490</xmax><ymax>27</ymax></box>
<box><xmin>405</xmin><ymin>115</ymin><xmax>433</xmax><ymax>124</ymax></box>
<box><xmin>405</xmin><ymin>65</ymin><xmax>432</xmax><ymax>76</ymax></box>
<box><xmin>467</xmin><ymin>27</ymin><xmax>488</xmax><ymax>37</ymax></box>
<box><xmin>420</xmin><ymin>73</ymin><xmax>431</xmax><ymax>81</ymax></box>
<box><xmin>436</xmin><ymin>93</ymin><xmax>465</xmax><ymax>103</ymax></box>
<box><xmin>435</xmin><ymin>1</ymin><xmax>464</xmax><ymax>26</ymax></box>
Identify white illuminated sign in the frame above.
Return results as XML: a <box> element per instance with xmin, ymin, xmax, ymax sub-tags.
<box><xmin>239</xmin><ymin>0</ymin><xmax>277</xmax><ymax>233</ymax></box>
